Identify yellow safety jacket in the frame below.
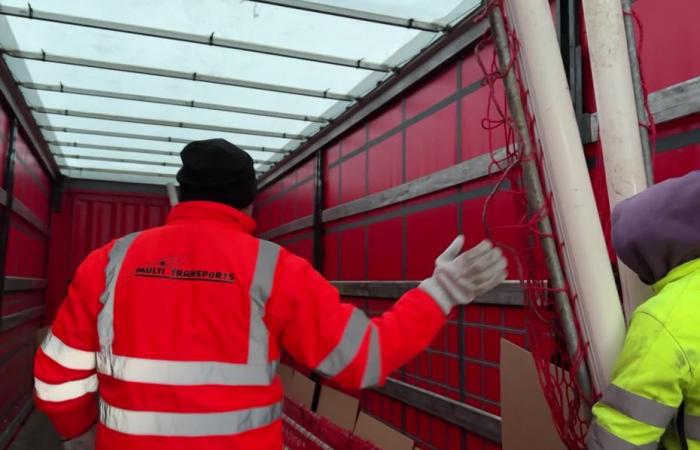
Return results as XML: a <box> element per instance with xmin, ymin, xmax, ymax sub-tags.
<box><xmin>588</xmin><ymin>258</ymin><xmax>700</xmax><ymax>450</ymax></box>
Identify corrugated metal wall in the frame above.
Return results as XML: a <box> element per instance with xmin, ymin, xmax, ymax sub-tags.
<box><xmin>45</xmin><ymin>185</ymin><xmax>170</xmax><ymax>323</ymax></box>
<box><xmin>254</xmin><ymin>0</ymin><xmax>700</xmax><ymax>448</ymax></box>
<box><xmin>0</xmin><ymin>102</ymin><xmax>53</xmax><ymax>444</ymax></box>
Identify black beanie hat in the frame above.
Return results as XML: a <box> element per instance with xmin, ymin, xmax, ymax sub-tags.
<box><xmin>176</xmin><ymin>138</ymin><xmax>257</xmax><ymax>209</ymax></box>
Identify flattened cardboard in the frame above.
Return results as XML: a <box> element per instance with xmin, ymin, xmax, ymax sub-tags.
<box><xmin>316</xmin><ymin>385</ymin><xmax>360</xmax><ymax>431</ymax></box>
<box><xmin>500</xmin><ymin>338</ymin><xmax>566</xmax><ymax>450</ymax></box>
<box><xmin>353</xmin><ymin>412</ymin><xmax>414</xmax><ymax>450</ymax></box>
<box><xmin>287</xmin><ymin>372</ymin><xmax>315</xmax><ymax>408</ymax></box>
<box><xmin>278</xmin><ymin>364</ymin><xmax>296</xmax><ymax>394</ymax></box>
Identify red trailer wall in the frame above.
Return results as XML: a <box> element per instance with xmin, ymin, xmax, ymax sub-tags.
<box><xmin>45</xmin><ymin>185</ymin><xmax>170</xmax><ymax>323</ymax></box>
<box><xmin>0</xmin><ymin>104</ymin><xmax>53</xmax><ymax>442</ymax></box>
<box><xmin>255</xmin><ymin>1</ymin><xmax>700</xmax><ymax>448</ymax></box>
<box><xmin>256</xmin><ymin>51</ymin><xmax>522</xmax><ymax>450</ymax></box>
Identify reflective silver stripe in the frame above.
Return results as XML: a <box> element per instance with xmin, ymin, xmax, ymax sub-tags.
<box><xmin>34</xmin><ymin>375</ymin><xmax>98</xmax><ymax>402</ymax></box>
<box><xmin>316</xmin><ymin>308</ymin><xmax>369</xmax><ymax>377</ymax></box>
<box><xmin>586</xmin><ymin>421</ymin><xmax>659</xmax><ymax>450</ymax></box>
<box><xmin>96</xmin><ymin>234</ymin><xmax>279</xmax><ymax>386</ymax></box>
<box><xmin>41</xmin><ymin>331</ymin><xmax>96</xmax><ymax>370</ymax></box>
<box><xmin>248</xmin><ymin>240</ymin><xmax>280</xmax><ymax>366</ymax></box>
<box><xmin>98</xmin><ymin>232</ymin><xmax>141</xmax><ymax>354</ymax></box>
<box><xmin>360</xmin><ymin>323</ymin><xmax>381</xmax><ymax>388</ymax></box>
<box><xmin>600</xmin><ymin>384</ymin><xmax>676</xmax><ymax>428</ymax></box>
<box><xmin>685</xmin><ymin>414</ymin><xmax>700</xmax><ymax>440</ymax></box>
<box><xmin>96</xmin><ymin>354</ymin><xmax>276</xmax><ymax>386</ymax></box>
<box><xmin>99</xmin><ymin>399</ymin><xmax>282</xmax><ymax>436</ymax></box>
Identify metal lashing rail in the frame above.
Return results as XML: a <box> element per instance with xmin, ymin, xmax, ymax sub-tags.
<box><xmin>53</xmin><ymin>152</ymin><xmax>273</xmax><ymax>167</ymax></box>
<box><xmin>34</xmin><ymin>107</ymin><xmax>306</xmax><ymax>140</ymax></box>
<box><xmin>250</xmin><ymin>0</ymin><xmax>446</xmax><ymax>32</ymax></box>
<box><xmin>2</xmin><ymin>50</ymin><xmax>357</xmax><ymax>102</ymax></box>
<box><xmin>39</xmin><ymin>127</ymin><xmax>291</xmax><ymax>154</ymax></box>
<box><xmin>0</xmin><ymin>5</ymin><xmax>393</xmax><ymax>72</ymax></box>
<box><xmin>58</xmin><ymin>165</ymin><xmax>177</xmax><ymax>179</ymax></box>
<box><xmin>21</xmin><ymin>82</ymin><xmax>329</xmax><ymax>124</ymax></box>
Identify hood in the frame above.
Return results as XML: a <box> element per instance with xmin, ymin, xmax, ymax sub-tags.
<box><xmin>612</xmin><ymin>170</ymin><xmax>700</xmax><ymax>285</ymax></box>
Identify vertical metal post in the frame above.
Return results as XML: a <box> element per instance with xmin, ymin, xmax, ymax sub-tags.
<box><xmin>166</xmin><ymin>183</ymin><xmax>179</xmax><ymax>207</ymax></box>
<box><xmin>310</xmin><ymin>150</ymin><xmax>325</xmax><ymax>411</ymax></box>
<box><xmin>312</xmin><ymin>150</ymin><xmax>324</xmax><ymax>271</ymax></box>
<box><xmin>622</xmin><ymin>0</ymin><xmax>654</xmax><ymax>185</ymax></box>
<box><xmin>559</xmin><ymin>0</ymin><xmax>584</xmax><ymax>122</ymax></box>
<box><xmin>488</xmin><ymin>8</ymin><xmax>594</xmax><ymax>409</ymax></box>
<box><xmin>0</xmin><ymin>117</ymin><xmax>18</xmax><ymax>325</ymax></box>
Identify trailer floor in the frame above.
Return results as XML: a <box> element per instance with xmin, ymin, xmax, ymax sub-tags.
<box><xmin>9</xmin><ymin>410</ymin><xmax>62</xmax><ymax>450</ymax></box>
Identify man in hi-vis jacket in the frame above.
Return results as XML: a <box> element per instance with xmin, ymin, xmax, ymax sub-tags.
<box><xmin>588</xmin><ymin>171</ymin><xmax>700</xmax><ymax>450</ymax></box>
<box><xmin>34</xmin><ymin>138</ymin><xmax>507</xmax><ymax>450</ymax></box>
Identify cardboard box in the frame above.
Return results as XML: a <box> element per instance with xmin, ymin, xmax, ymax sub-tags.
<box><xmin>353</xmin><ymin>412</ymin><xmax>414</xmax><ymax>450</ymax></box>
<box><xmin>278</xmin><ymin>364</ymin><xmax>295</xmax><ymax>394</ymax></box>
<box><xmin>316</xmin><ymin>385</ymin><xmax>360</xmax><ymax>431</ymax></box>
<box><xmin>500</xmin><ymin>338</ymin><xmax>566</xmax><ymax>450</ymax></box>
<box><xmin>287</xmin><ymin>372</ymin><xmax>315</xmax><ymax>408</ymax></box>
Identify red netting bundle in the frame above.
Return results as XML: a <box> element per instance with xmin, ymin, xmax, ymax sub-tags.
<box><xmin>282</xmin><ymin>399</ymin><xmax>379</xmax><ymax>450</ymax></box>
<box><xmin>475</xmin><ymin>2</ymin><xmax>593</xmax><ymax>448</ymax></box>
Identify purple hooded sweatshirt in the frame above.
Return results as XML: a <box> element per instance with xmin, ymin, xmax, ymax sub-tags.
<box><xmin>612</xmin><ymin>170</ymin><xmax>700</xmax><ymax>285</ymax></box>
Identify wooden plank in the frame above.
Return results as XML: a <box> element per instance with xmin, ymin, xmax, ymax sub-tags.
<box><xmin>333</xmin><ymin>280</ymin><xmax>524</xmax><ymax>306</ymax></box>
<box><xmin>0</xmin><ymin>396</ymin><xmax>34</xmax><ymax>449</ymax></box>
<box><xmin>4</xmin><ymin>277</ymin><xmax>48</xmax><ymax>292</ymax></box>
<box><xmin>11</xmin><ymin>198</ymin><xmax>50</xmax><ymax>236</ymax></box>
<box><xmin>258</xmin><ymin>215</ymin><xmax>313</xmax><ymax>240</ymax></box>
<box><xmin>585</xmin><ymin>76</ymin><xmax>700</xmax><ymax>143</ymax></box>
<box><xmin>376</xmin><ymin>378</ymin><xmax>502</xmax><ymax>443</ymax></box>
<box><xmin>0</xmin><ymin>306</ymin><xmax>44</xmax><ymax>332</ymax></box>
<box><xmin>258</xmin><ymin>17</ymin><xmax>490</xmax><ymax>189</ymax></box>
<box><xmin>323</xmin><ymin>150</ymin><xmax>504</xmax><ymax>223</ymax></box>
<box><xmin>262</xmin><ymin>149</ymin><xmax>505</xmax><ymax>241</ymax></box>
<box><xmin>650</xmin><ymin>76</ymin><xmax>700</xmax><ymax>124</ymax></box>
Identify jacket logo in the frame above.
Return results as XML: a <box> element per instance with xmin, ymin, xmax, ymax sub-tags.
<box><xmin>134</xmin><ymin>257</ymin><xmax>234</xmax><ymax>284</ymax></box>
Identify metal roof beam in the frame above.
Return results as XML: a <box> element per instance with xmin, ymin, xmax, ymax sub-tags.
<box><xmin>40</xmin><ymin>126</ymin><xmax>291</xmax><ymax>154</ymax></box>
<box><xmin>0</xmin><ymin>5</ymin><xmax>392</xmax><ymax>72</ymax></box>
<box><xmin>3</xmin><ymin>50</ymin><xmax>356</xmax><ymax>101</ymax></box>
<box><xmin>48</xmin><ymin>140</ymin><xmax>274</xmax><ymax>165</ymax></box>
<box><xmin>250</xmin><ymin>0</ymin><xmax>446</xmax><ymax>32</ymax></box>
<box><xmin>60</xmin><ymin>166</ymin><xmax>265</xmax><ymax>179</ymax></box>
<box><xmin>33</xmin><ymin>106</ymin><xmax>306</xmax><ymax>140</ymax></box>
<box><xmin>259</xmin><ymin>14</ymin><xmax>489</xmax><ymax>188</ymax></box>
<box><xmin>0</xmin><ymin>48</ymin><xmax>59</xmax><ymax>179</ymax></box>
<box><xmin>21</xmin><ymin>82</ymin><xmax>329</xmax><ymax>124</ymax></box>
<box><xmin>59</xmin><ymin>165</ymin><xmax>176</xmax><ymax>179</ymax></box>
<box><xmin>48</xmin><ymin>140</ymin><xmax>180</xmax><ymax>157</ymax></box>
<box><xmin>54</xmin><ymin>153</ymin><xmax>180</xmax><ymax>168</ymax></box>
<box><xmin>55</xmin><ymin>154</ymin><xmax>266</xmax><ymax>172</ymax></box>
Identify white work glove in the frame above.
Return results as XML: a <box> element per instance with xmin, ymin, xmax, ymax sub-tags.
<box><xmin>419</xmin><ymin>236</ymin><xmax>508</xmax><ymax>315</ymax></box>
<box><xmin>63</xmin><ymin>426</ymin><xmax>96</xmax><ymax>450</ymax></box>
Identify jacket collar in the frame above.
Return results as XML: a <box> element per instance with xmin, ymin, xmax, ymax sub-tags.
<box><xmin>653</xmin><ymin>258</ymin><xmax>700</xmax><ymax>293</ymax></box>
<box><xmin>167</xmin><ymin>201</ymin><xmax>257</xmax><ymax>234</ymax></box>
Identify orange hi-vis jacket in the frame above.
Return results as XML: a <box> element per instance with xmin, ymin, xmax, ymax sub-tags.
<box><xmin>34</xmin><ymin>201</ymin><xmax>448</xmax><ymax>450</ymax></box>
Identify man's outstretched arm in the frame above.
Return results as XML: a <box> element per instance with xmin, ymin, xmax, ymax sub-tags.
<box><xmin>266</xmin><ymin>236</ymin><xmax>507</xmax><ymax>389</ymax></box>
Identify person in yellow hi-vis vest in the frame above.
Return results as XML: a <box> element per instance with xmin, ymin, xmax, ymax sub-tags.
<box><xmin>588</xmin><ymin>170</ymin><xmax>700</xmax><ymax>450</ymax></box>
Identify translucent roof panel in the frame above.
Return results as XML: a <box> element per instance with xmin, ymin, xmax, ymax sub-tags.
<box><xmin>0</xmin><ymin>0</ymin><xmax>481</xmax><ymax>184</ymax></box>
